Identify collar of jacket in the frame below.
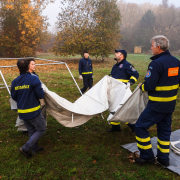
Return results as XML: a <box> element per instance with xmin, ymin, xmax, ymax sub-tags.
<box><xmin>20</xmin><ymin>72</ymin><xmax>30</xmax><ymax>75</ymax></box>
<box><xmin>116</xmin><ymin>59</ymin><xmax>126</xmax><ymax>65</ymax></box>
<box><xmin>150</xmin><ymin>50</ymin><xmax>170</xmax><ymax>61</ymax></box>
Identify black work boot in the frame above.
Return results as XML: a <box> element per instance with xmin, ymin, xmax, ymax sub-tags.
<box><xmin>19</xmin><ymin>147</ymin><xmax>32</xmax><ymax>158</ymax></box>
<box><xmin>107</xmin><ymin>125</ymin><xmax>121</xmax><ymax>132</ymax></box>
<box><xmin>135</xmin><ymin>157</ymin><xmax>157</xmax><ymax>164</ymax></box>
<box><xmin>157</xmin><ymin>158</ymin><xmax>169</xmax><ymax>167</ymax></box>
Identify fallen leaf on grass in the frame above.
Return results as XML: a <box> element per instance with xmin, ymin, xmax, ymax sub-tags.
<box><xmin>93</xmin><ymin>160</ymin><xmax>96</xmax><ymax>163</ymax></box>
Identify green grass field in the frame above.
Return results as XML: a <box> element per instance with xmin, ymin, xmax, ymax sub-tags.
<box><xmin>0</xmin><ymin>54</ymin><xmax>180</xmax><ymax>179</ymax></box>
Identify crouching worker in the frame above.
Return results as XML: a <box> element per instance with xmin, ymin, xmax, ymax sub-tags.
<box><xmin>11</xmin><ymin>59</ymin><xmax>46</xmax><ymax>158</ymax></box>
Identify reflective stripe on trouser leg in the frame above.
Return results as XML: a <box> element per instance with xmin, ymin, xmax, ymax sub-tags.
<box><xmin>110</xmin><ymin>122</ymin><xmax>120</xmax><ymax>125</ymax></box>
<box><xmin>135</xmin><ymin>108</ymin><xmax>158</xmax><ymax>159</ymax></box>
<box><xmin>156</xmin><ymin>112</ymin><xmax>172</xmax><ymax>162</ymax></box>
<box><xmin>136</xmin><ymin>134</ymin><xmax>154</xmax><ymax>160</ymax></box>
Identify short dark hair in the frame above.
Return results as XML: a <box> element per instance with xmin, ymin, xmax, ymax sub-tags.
<box><xmin>17</xmin><ymin>59</ymin><xmax>29</xmax><ymax>73</ymax></box>
<box><xmin>84</xmin><ymin>51</ymin><xmax>89</xmax><ymax>54</ymax></box>
<box><xmin>27</xmin><ymin>58</ymin><xmax>35</xmax><ymax>67</ymax></box>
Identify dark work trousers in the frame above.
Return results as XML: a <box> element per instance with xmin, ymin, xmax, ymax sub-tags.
<box><xmin>81</xmin><ymin>75</ymin><xmax>93</xmax><ymax>94</ymax></box>
<box><xmin>135</xmin><ymin>107</ymin><xmax>172</xmax><ymax>163</ymax></box>
<box><xmin>23</xmin><ymin>113</ymin><xmax>46</xmax><ymax>153</ymax></box>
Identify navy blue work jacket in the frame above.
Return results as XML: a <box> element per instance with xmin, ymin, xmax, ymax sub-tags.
<box><xmin>140</xmin><ymin>50</ymin><xmax>180</xmax><ymax>113</ymax></box>
<box><xmin>79</xmin><ymin>57</ymin><xmax>93</xmax><ymax>76</ymax></box>
<box><xmin>110</xmin><ymin>59</ymin><xmax>139</xmax><ymax>84</ymax></box>
<box><xmin>11</xmin><ymin>72</ymin><xmax>44</xmax><ymax>120</ymax></box>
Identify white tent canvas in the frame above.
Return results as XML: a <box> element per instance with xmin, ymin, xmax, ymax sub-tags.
<box><xmin>42</xmin><ymin>75</ymin><xmax>132</xmax><ymax>127</ymax></box>
<box><xmin>13</xmin><ymin>75</ymin><xmax>148</xmax><ymax>129</ymax></box>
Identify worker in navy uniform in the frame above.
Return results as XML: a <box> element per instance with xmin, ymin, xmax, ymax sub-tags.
<box><xmin>79</xmin><ymin>51</ymin><xmax>93</xmax><ymax>94</ymax></box>
<box><xmin>135</xmin><ymin>35</ymin><xmax>180</xmax><ymax>167</ymax></box>
<box><xmin>11</xmin><ymin>59</ymin><xmax>46</xmax><ymax>158</ymax></box>
<box><xmin>107</xmin><ymin>49</ymin><xmax>139</xmax><ymax>132</ymax></box>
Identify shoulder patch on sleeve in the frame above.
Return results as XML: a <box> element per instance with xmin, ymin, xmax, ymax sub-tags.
<box><xmin>145</xmin><ymin>70</ymin><xmax>151</xmax><ymax>78</ymax></box>
<box><xmin>132</xmin><ymin>67</ymin><xmax>136</xmax><ymax>71</ymax></box>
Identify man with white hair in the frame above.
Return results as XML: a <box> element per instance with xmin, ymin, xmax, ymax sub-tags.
<box><xmin>135</xmin><ymin>35</ymin><xmax>180</xmax><ymax>167</ymax></box>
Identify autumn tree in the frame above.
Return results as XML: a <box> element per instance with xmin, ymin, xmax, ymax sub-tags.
<box><xmin>52</xmin><ymin>0</ymin><xmax>121</xmax><ymax>59</ymax></box>
<box><xmin>0</xmin><ymin>0</ymin><xmax>53</xmax><ymax>57</ymax></box>
<box><xmin>91</xmin><ymin>0</ymin><xmax>121</xmax><ymax>60</ymax></box>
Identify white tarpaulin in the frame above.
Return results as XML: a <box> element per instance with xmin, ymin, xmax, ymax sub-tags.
<box><xmin>41</xmin><ymin>75</ymin><xmax>132</xmax><ymax>127</ymax></box>
<box><xmin>12</xmin><ymin>75</ymin><xmax>148</xmax><ymax>129</ymax></box>
<box><xmin>107</xmin><ymin>87</ymin><xmax>149</xmax><ymax>124</ymax></box>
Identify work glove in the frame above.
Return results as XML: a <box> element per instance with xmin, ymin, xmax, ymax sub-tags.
<box><xmin>79</xmin><ymin>75</ymin><xmax>83</xmax><ymax>80</ymax></box>
<box><xmin>125</xmin><ymin>82</ymin><xmax>130</xmax><ymax>89</ymax></box>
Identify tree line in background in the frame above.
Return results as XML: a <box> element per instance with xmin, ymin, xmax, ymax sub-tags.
<box><xmin>119</xmin><ymin>0</ymin><xmax>180</xmax><ymax>53</ymax></box>
<box><xmin>0</xmin><ymin>0</ymin><xmax>180</xmax><ymax>58</ymax></box>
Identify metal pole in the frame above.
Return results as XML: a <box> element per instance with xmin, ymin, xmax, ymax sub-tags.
<box><xmin>0</xmin><ymin>69</ymin><xmax>11</xmax><ymax>95</ymax></box>
<box><xmin>64</xmin><ymin>63</ymin><xmax>83</xmax><ymax>95</ymax></box>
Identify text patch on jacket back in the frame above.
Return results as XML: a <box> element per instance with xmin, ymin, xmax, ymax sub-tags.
<box><xmin>168</xmin><ymin>67</ymin><xmax>179</xmax><ymax>77</ymax></box>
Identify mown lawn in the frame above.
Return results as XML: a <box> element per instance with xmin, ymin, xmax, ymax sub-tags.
<box><xmin>0</xmin><ymin>54</ymin><xmax>180</xmax><ymax>179</ymax></box>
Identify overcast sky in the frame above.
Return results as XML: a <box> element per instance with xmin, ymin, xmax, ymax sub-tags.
<box><xmin>43</xmin><ymin>0</ymin><xmax>180</xmax><ymax>32</ymax></box>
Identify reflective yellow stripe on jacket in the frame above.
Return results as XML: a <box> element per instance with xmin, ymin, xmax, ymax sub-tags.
<box><xmin>18</xmin><ymin>105</ymin><xmax>41</xmax><ymax>113</ymax></box>
<box><xmin>82</xmin><ymin>72</ymin><xmax>93</xmax><ymax>74</ymax></box>
<box><xmin>117</xmin><ymin>79</ymin><xmax>129</xmax><ymax>83</ymax></box>
<box><xmin>130</xmin><ymin>76</ymin><xmax>137</xmax><ymax>82</ymax></box>
<box><xmin>141</xmin><ymin>84</ymin><xmax>145</xmax><ymax>91</ymax></box>
<box><xmin>155</xmin><ymin>84</ymin><xmax>179</xmax><ymax>91</ymax></box>
<box><xmin>149</xmin><ymin>95</ymin><xmax>177</xmax><ymax>102</ymax></box>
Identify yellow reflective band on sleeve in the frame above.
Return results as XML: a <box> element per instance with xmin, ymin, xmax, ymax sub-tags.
<box><xmin>157</xmin><ymin>145</ymin><xmax>169</xmax><ymax>153</ymax></box>
<box><xmin>117</xmin><ymin>79</ymin><xmax>129</xmax><ymax>83</ymax></box>
<box><xmin>130</xmin><ymin>76</ymin><xmax>137</xmax><ymax>82</ymax></box>
<box><xmin>137</xmin><ymin>143</ymin><xmax>152</xmax><ymax>150</ymax></box>
<box><xmin>18</xmin><ymin>105</ymin><xmax>41</xmax><ymax>113</ymax></box>
<box><xmin>142</xmin><ymin>84</ymin><xmax>145</xmax><ymax>91</ymax></box>
<box><xmin>149</xmin><ymin>95</ymin><xmax>177</xmax><ymax>102</ymax></box>
<box><xmin>157</xmin><ymin>138</ymin><xmax>170</xmax><ymax>146</ymax></box>
<box><xmin>110</xmin><ymin>122</ymin><xmax>120</xmax><ymax>125</ymax></box>
<box><xmin>155</xmin><ymin>84</ymin><xmax>179</xmax><ymax>91</ymax></box>
<box><xmin>125</xmin><ymin>122</ymin><xmax>129</xmax><ymax>124</ymax></box>
<box><xmin>82</xmin><ymin>72</ymin><xmax>93</xmax><ymax>74</ymax></box>
<box><xmin>136</xmin><ymin>136</ymin><xmax>151</xmax><ymax>142</ymax></box>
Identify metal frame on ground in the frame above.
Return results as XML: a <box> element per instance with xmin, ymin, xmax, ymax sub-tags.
<box><xmin>0</xmin><ymin>57</ymin><xmax>82</xmax><ymax>95</ymax></box>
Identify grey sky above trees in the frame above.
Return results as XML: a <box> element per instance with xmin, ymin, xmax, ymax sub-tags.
<box><xmin>43</xmin><ymin>0</ymin><xmax>180</xmax><ymax>31</ymax></box>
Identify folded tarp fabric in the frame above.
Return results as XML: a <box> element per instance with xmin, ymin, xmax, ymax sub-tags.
<box><xmin>41</xmin><ymin>75</ymin><xmax>132</xmax><ymax>127</ymax></box>
<box><xmin>107</xmin><ymin>87</ymin><xmax>149</xmax><ymax>124</ymax></box>
<box><xmin>13</xmin><ymin>75</ymin><xmax>148</xmax><ymax>128</ymax></box>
